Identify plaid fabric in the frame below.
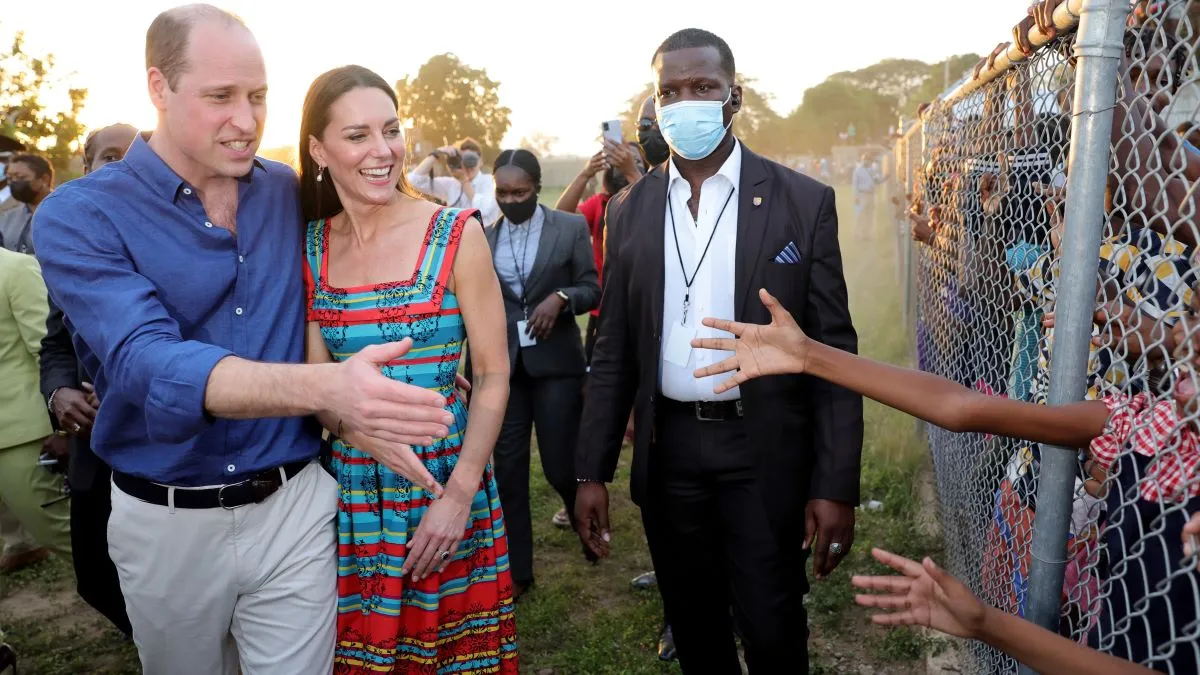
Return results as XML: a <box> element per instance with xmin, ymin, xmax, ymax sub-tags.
<box><xmin>1091</xmin><ymin>393</ymin><xmax>1200</xmax><ymax>503</ymax></box>
<box><xmin>1016</xmin><ymin>227</ymin><xmax>1195</xmax><ymax>403</ymax></box>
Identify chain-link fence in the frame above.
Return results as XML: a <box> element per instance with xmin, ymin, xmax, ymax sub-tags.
<box><xmin>891</xmin><ymin>0</ymin><xmax>1200</xmax><ymax>672</ymax></box>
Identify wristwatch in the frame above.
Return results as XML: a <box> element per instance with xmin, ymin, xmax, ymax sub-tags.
<box><xmin>555</xmin><ymin>290</ymin><xmax>570</xmax><ymax>305</ymax></box>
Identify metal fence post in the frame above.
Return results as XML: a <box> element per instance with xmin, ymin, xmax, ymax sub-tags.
<box><xmin>1019</xmin><ymin>0</ymin><xmax>1127</xmax><ymax>667</ymax></box>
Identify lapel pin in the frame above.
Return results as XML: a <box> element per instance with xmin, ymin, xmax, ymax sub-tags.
<box><xmin>752</xmin><ymin>196</ymin><xmax>763</xmax><ymax>207</ymax></box>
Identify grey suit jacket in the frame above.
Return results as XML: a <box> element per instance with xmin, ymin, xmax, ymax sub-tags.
<box><xmin>483</xmin><ymin>206</ymin><xmax>600</xmax><ymax>379</ymax></box>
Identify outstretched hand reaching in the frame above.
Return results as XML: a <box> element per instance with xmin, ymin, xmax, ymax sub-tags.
<box><xmin>691</xmin><ymin>288</ymin><xmax>810</xmax><ymax>393</ymax></box>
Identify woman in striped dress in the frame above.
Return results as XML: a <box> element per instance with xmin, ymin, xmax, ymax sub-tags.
<box><xmin>299</xmin><ymin>65</ymin><xmax>516</xmax><ymax>673</ymax></box>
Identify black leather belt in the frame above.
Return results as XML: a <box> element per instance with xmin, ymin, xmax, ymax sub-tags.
<box><xmin>113</xmin><ymin>461</ymin><xmax>310</xmax><ymax>510</ymax></box>
<box><xmin>659</xmin><ymin>397</ymin><xmax>744</xmax><ymax>421</ymax></box>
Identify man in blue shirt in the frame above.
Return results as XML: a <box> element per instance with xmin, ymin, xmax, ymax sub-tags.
<box><xmin>32</xmin><ymin>6</ymin><xmax>453</xmax><ymax>675</ymax></box>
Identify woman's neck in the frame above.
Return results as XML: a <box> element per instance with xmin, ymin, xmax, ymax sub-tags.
<box><xmin>337</xmin><ymin>192</ymin><xmax>412</xmax><ymax>247</ymax></box>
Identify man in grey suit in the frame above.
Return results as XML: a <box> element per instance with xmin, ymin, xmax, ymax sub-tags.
<box><xmin>477</xmin><ymin>149</ymin><xmax>600</xmax><ymax>597</ymax></box>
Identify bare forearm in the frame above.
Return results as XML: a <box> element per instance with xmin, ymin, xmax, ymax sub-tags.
<box><xmin>205</xmin><ymin>356</ymin><xmax>336</xmax><ymax>419</ymax></box>
<box><xmin>803</xmin><ymin>341</ymin><xmax>1108</xmax><ymax>446</ymax></box>
<box><xmin>978</xmin><ymin>607</ymin><xmax>1154</xmax><ymax>675</ymax></box>
<box><xmin>445</xmin><ymin>372</ymin><xmax>507</xmax><ymax>501</ymax></box>
<box><xmin>556</xmin><ymin>172</ymin><xmax>592</xmax><ymax>213</ymax></box>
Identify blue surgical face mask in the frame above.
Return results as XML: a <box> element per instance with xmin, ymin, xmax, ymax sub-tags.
<box><xmin>656</xmin><ymin>88</ymin><xmax>732</xmax><ymax>161</ymax></box>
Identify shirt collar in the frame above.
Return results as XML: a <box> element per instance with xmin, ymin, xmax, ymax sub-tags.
<box><xmin>124</xmin><ymin>135</ymin><xmax>266</xmax><ymax>203</ymax></box>
<box><xmin>667</xmin><ymin>138</ymin><xmax>742</xmax><ymax>193</ymax></box>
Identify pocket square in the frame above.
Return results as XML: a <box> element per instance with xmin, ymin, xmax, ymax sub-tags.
<box><xmin>773</xmin><ymin>241</ymin><xmax>801</xmax><ymax>264</ymax></box>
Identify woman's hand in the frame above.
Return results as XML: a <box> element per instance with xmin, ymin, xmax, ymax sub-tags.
<box><xmin>581</xmin><ymin>151</ymin><xmax>607</xmax><ymax>179</ymax></box>
<box><xmin>527</xmin><ymin>293</ymin><xmax>566</xmax><ymax>339</ymax></box>
<box><xmin>852</xmin><ymin>548</ymin><xmax>989</xmax><ymax>640</ymax></box>
<box><xmin>402</xmin><ymin>491</ymin><xmax>474</xmax><ymax>581</ymax></box>
<box><xmin>692</xmin><ymin>288</ymin><xmax>810</xmax><ymax>394</ymax></box>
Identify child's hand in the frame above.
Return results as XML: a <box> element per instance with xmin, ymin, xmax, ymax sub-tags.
<box><xmin>852</xmin><ymin>548</ymin><xmax>989</xmax><ymax>641</ymax></box>
<box><xmin>1184</xmin><ymin>513</ymin><xmax>1200</xmax><ymax>570</ymax></box>
<box><xmin>692</xmin><ymin>289</ymin><xmax>810</xmax><ymax>393</ymax></box>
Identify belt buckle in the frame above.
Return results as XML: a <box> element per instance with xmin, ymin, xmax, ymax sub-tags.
<box><xmin>694</xmin><ymin>402</ymin><xmax>720</xmax><ymax>422</ymax></box>
<box><xmin>217</xmin><ymin>481</ymin><xmax>244</xmax><ymax>510</ymax></box>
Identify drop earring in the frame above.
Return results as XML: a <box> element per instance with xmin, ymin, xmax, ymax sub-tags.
<box><xmin>316</xmin><ymin>165</ymin><xmax>324</xmax><ymax>182</ymax></box>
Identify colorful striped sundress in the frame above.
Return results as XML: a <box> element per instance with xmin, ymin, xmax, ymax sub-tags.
<box><xmin>304</xmin><ymin>206</ymin><xmax>518</xmax><ymax>674</ymax></box>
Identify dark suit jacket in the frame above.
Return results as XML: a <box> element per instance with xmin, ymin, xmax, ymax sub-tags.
<box><xmin>576</xmin><ymin>143</ymin><xmax>864</xmax><ymax>531</ymax></box>
<box><xmin>40</xmin><ymin>297</ymin><xmax>106</xmax><ymax>492</ymax></box>
<box><xmin>483</xmin><ymin>206</ymin><xmax>600</xmax><ymax>379</ymax></box>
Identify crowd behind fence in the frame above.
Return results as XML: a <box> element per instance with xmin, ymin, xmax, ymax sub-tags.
<box><xmin>887</xmin><ymin>0</ymin><xmax>1200</xmax><ymax>672</ymax></box>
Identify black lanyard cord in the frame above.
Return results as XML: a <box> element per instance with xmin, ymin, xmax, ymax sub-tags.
<box><xmin>504</xmin><ymin>217</ymin><xmax>534</xmax><ymax>315</ymax></box>
<box><xmin>668</xmin><ymin>185</ymin><xmax>736</xmax><ymax>324</ymax></box>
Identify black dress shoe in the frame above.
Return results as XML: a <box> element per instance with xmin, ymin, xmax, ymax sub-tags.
<box><xmin>630</xmin><ymin>570</ymin><xmax>657</xmax><ymax>590</ymax></box>
<box><xmin>657</xmin><ymin>624</ymin><xmax>677</xmax><ymax>662</ymax></box>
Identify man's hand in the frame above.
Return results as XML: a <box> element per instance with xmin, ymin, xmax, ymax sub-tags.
<box><xmin>574</xmin><ymin>481</ymin><xmax>611</xmax><ymax>559</ymax></box>
<box><xmin>805</xmin><ymin>498</ymin><xmax>856</xmax><ymax>580</ymax></box>
<box><xmin>328</xmin><ymin>338</ymin><xmax>455</xmax><ymax>494</ymax></box>
<box><xmin>455</xmin><ymin>373</ymin><xmax>471</xmax><ymax>407</ymax></box>
<box><xmin>691</xmin><ymin>289</ymin><xmax>810</xmax><ymax>394</ymax></box>
<box><xmin>852</xmin><ymin>548</ymin><xmax>988</xmax><ymax>640</ymax></box>
<box><xmin>51</xmin><ymin>386</ymin><xmax>97</xmax><ymax>434</ymax></box>
<box><xmin>527</xmin><ymin>294</ymin><xmax>566</xmax><ymax>340</ymax></box>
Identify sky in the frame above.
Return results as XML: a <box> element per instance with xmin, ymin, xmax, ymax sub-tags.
<box><xmin>5</xmin><ymin>0</ymin><xmax>1033</xmax><ymax>157</ymax></box>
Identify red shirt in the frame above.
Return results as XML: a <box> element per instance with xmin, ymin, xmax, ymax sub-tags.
<box><xmin>578</xmin><ymin>193</ymin><xmax>611</xmax><ymax>317</ymax></box>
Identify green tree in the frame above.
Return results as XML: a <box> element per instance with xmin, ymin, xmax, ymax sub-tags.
<box><xmin>395</xmin><ymin>54</ymin><xmax>511</xmax><ymax>163</ymax></box>
<box><xmin>0</xmin><ymin>32</ymin><xmax>88</xmax><ymax>174</ymax></box>
<box><xmin>785</xmin><ymin>80</ymin><xmax>896</xmax><ymax>155</ymax></box>
<box><xmin>902</xmin><ymin>54</ymin><xmax>981</xmax><ymax>115</ymax></box>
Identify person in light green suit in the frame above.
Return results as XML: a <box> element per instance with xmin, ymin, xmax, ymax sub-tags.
<box><xmin>0</xmin><ymin>247</ymin><xmax>71</xmax><ymax>564</ymax></box>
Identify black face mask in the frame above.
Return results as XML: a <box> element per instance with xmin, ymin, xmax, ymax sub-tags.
<box><xmin>499</xmin><ymin>195</ymin><xmax>539</xmax><ymax>225</ymax></box>
<box><xmin>9</xmin><ymin>180</ymin><xmax>37</xmax><ymax>204</ymax></box>
<box><xmin>638</xmin><ymin>127</ymin><xmax>671</xmax><ymax>167</ymax></box>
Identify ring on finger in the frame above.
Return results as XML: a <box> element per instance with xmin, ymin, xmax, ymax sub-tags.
<box><xmin>437</xmin><ymin>550</ymin><xmax>451</xmax><ymax>563</ymax></box>
<box><xmin>829</xmin><ymin>542</ymin><xmax>844</xmax><ymax>556</ymax></box>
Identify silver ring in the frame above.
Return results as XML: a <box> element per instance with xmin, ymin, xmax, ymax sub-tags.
<box><xmin>72</xmin><ymin>423</ymin><xmax>82</xmax><ymax>433</ymax></box>
<box><xmin>437</xmin><ymin>550</ymin><xmax>451</xmax><ymax>562</ymax></box>
<box><xmin>829</xmin><ymin>542</ymin><xmax>844</xmax><ymax>556</ymax></box>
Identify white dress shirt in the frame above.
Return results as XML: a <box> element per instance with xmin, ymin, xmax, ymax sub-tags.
<box><xmin>407</xmin><ymin>170</ymin><xmax>465</xmax><ymax>207</ymax></box>
<box><xmin>660</xmin><ymin>140</ymin><xmax>741</xmax><ymax>402</ymax></box>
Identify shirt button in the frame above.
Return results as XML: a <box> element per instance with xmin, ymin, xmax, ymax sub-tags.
<box><xmin>235</xmin><ymin>307</ymin><xmax>244</xmax><ymax>316</ymax></box>
<box><xmin>227</xmin><ymin>464</ymin><xmax>236</xmax><ymax>473</ymax></box>
<box><xmin>183</xmin><ymin>188</ymin><xmax>193</xmax><ymax>195</ymax></box>
<box><xmin>204</xmin><ymin>221</ymin><xmax>214</xmax><ymax>228</ymax></box>
<box><xmin>238</xmin><ymin>255</ymin><xmax>245</xmax><ymax>263</ymax></box>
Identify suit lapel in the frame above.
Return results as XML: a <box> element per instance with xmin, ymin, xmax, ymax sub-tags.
<box><xmin>485</xmin><ymin>222</ymin><xmax>521</xmax><ymax>305</ymax></box>
<box><xmin>734</xmin><ymin>147</ymin><xmax>773</xmax><ymax>321</ymax></box>
<box><xmin>645</xmin><ymin>167</ymin><xmax>668</xmax><ymax>341</ymax></box>
<box><xmin>524</xmin><ymin>206</ymin><xmax>560</xmax><ymax>298</ymax></box>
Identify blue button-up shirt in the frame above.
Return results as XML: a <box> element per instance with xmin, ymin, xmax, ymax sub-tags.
<box><xmin>32</xmin><ymin>137</ymin><xmax>321</xmax><ymax>486</ymax></box>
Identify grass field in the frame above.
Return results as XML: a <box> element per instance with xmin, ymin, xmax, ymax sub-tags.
<box><xmin>0</xmin><ymin>186</ymin><xmax>941</xmax><ymax>674</ymax></box>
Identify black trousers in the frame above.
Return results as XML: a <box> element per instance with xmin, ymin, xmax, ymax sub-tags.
<box><xmin>70</xmin><ymin>471</ymin><xmax>132</xmax><ymax>637</ymax></box>
<box><xmin>642</xmin><ymin>406</ymin><xmax>809</xmax><ymax>674</ymax></box>
<box><xmin>492</xmin><ymin>354</ymin><xmax>583</xmax><ymax>584</ymax></box>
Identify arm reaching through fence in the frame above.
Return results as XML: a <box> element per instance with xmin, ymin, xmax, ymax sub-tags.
<box><xmin>691</xmin><ymin>288</ymin><xmax>1111</xmax><ymax>448</ymax></box>
<box><xmin>852</xmin><ymin>548</ymin><xmax>1157</xmax><ymax>675</ymax></box>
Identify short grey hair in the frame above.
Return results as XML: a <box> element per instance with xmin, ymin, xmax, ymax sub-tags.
<box><xmin>146</xmin><ymin>4</ymin><xmax>247</xmax><ymax>90</ymax></box>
